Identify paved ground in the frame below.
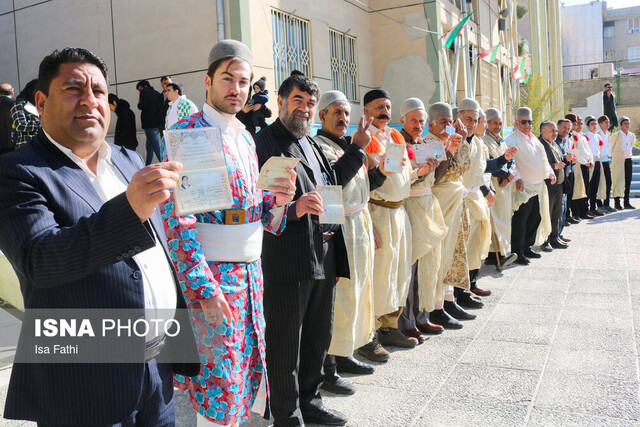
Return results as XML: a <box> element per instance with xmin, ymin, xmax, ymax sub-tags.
<box><xmin>2</xmin><ymin>208</ymin><xmax>640</xmax><ymax>426</ymax></box>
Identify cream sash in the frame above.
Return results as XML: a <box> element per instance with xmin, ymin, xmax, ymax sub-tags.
<box><xmin>410</xmin><ymin>187</ymin><xmax>433</xmax><ymax>197</ymax></box>
<box><xmin>195</xmin><ymin>221</ymin><xmax>263</xmax><ymax>263</ymax></box>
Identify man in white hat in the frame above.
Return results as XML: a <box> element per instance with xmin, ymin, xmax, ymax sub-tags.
<box><xmin>506</xmin><ymin>107</ymin><xmax>556</xmax><ymax>265</ymax></box>
<box><xmin>397</xmin><ymin>98</ymin><xmax>449</xmax><ymax>340</ymax></box>
<box><xmin>315</xmin><ymin>90</ymin><xmax>386</xmax><ymax>394</ymax></box>
<box><xmin>482</xmin><ymin>108</ymin><xmax>520</xmax><ymax>268</ymax></box>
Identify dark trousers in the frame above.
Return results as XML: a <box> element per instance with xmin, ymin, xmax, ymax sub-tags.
<box><xmin>37</xmin><ymin>360</ymin><xmax>175</xmax><ymax>427</ymax></box>
<box><xmin>570</xmin><ymin>165</ymin><xmax>590</xmax><ymax>217</ymax></box>
<box><xmin>547</xmin><ymin>183</ymin><xmax>563</xmax><ymax>240</ymax></box>
<box><xmin>264</xmin><ymin>240</ymin><xmax>337</xmax><ymax>426</ymax></box>
<box><xmin>602</xmin><ymin>161</ymin><xmax>612</xmax><ymax>205</ymax></box>
<box><xmin>564</xmin><ymin>171</ymin><xmax>574</xmax><ymax>220</ymax></box>
<box><xmin>399</xmin><ymin>262</ymin><xmax>429</xmax><ymax>330</ymax></box>
<box><xmin>511</xmin><ymin>194</ymin><xmax>540</xmax><ymax>256</ymax></box>
<box><xmin>588</xmin><ymin>161</ymin><xmax>601</xmax><ymax>211</ymax></box>
<box><xmin>625</xmin><ymin>158</ymin><xmax>633</xmax><ymax>204</ymax></box>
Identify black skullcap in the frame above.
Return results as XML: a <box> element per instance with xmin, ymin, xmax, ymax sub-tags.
<box><xmin>363</xmin><ymin>89</ymin><xmax>390</xmax><ymax>106</ymax></box>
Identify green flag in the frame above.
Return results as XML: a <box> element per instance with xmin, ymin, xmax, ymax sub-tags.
<box><xmin>444</xmin><ymin>11</ymin><xmax>475</xmax><ymax>49</ymax></box>
<box><xmin>523</xmin><ymin>67</ymin><xmax>533</xmax><ymax>83</ymax></box>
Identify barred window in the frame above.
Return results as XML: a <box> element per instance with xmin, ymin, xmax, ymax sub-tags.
<box><xmin>271</xmin><ymin>8</ymin><xmax>312</xmax><ymax>89</ymax></box>
<box><xmin>329</xmin><ymin>29</ymin><xmax>360</xmax><ymax>103</ymax></box>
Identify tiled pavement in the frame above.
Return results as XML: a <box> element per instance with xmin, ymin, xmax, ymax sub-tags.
<box><xmin>2</xmin><ymin>208</ymin><xmax>640</xmax><ymax>426</ymax></box>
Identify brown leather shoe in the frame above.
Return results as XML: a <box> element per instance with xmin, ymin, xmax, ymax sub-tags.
<box><xmin>471</xmin><ymin>286</ymin><xmax>491</xmax><ymax>297</ymax></box>
<box><xmin>377</xmin><ymin>327</ymin><xmax>418</xmax><ymax>348</ymax></box>
<box><xmin>401</xmin><ymin>328</ymin><xmax>426</xmax><ymax>344</ymax></box>
<box><xmin>356</xmin><ymin>337</ymin><xmax>390</xmax><ymax>362</ymax></box>
<box><xmin>560</xmin><ymin>237</ymin><xmax>571</xmax><ymax>243</ymax></box>
<box><xmin>416</xmin><ymin>321</ymin><xmax>444</xmax><ymax>335</ymax></box>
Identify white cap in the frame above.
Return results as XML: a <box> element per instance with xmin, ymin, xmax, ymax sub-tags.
<box><xmin>400</xmin><ymin>97</ymin><xmax>425</xmax><ymax>117</ymax></box>
<box><xmin>318</xmin><ymin>90</ymin><xmax>349</xmax><ymax>111</ymax></box>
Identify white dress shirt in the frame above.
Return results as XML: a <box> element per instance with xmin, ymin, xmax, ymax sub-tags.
<box><xmin>585</xmin><ymin>131</ymin><xmax>601</xmax><ymax>161</ymax></box>
<box><xmin>44</xmin><ymin>130</ymin><xmax>177</xmax><ymax>336</ymax></box>
<box><xmin>620</xmin><ymin>131</ymin><xmax>633</xmax><ymax>159</ymax></box>
<box><xmin>597</xmin><ymin>128</ymin><xmax>610</xmax><ymax>160</ymax></box>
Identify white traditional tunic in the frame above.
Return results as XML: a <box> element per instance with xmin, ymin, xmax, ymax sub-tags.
<box><xmin>462</xmin><ymin>135</ymin><xmax>492</xmax><ymax>270</ymax></box>
<box><xmin>505</xmin><ymin>130</ymin><xmax>553</xmax><ymax>245</ymax></box>
<box><xmin>316</xmin><ymin>133</ymin><xmax>375</xmax><ymax>357</ymax></box>
<box><xmin>404</xmin><ymin>132</ymin><xmax>448</xmax><ymax>312</ymax></box>
<box><xmin>366</xmin><ymin>125</ymin><xmax>413</xmax><ymax>316</ymax></box>
<box><xmin>570</xmin><ymin>131</ymin><xmax>593</xmax><ymax>200</ymax></box>
<box><xmin>609</xmin><ymin>130</ymin><xmax>636</xmax><ymax>197</ymax></box>
<box><xmin>482</xmin><ymin>132</ymin><xmax>514</xmax><ymax>256</ymax></box>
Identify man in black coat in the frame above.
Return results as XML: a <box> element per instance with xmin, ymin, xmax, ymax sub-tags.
<box><xmin>603</xmin><ymin>82</ymin><xmax>618</xmax><ymax>130</ymax></box>
<box><xmin>254</xmin><ymin>74</ymin><xmax>366</xmax><ymax>427</ymax></box>
<box><xmin>0</xmin><ymin>83</ymin><xmax>15</xmax><ymax>155</ymax></box>
<box><xmin>136</xmin><ymin>79</ymin><xmax>163</xmax><ymax>165</ymax></box>
<box><xmin>109</xmin><ymin>94</ymin><xmax>138</xmax><ymax>151</ymax></box>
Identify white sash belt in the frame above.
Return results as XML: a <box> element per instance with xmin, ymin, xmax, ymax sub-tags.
<box><xmin>344</xmin><ymin>202</ymin><xmax>367</xmax><ymax>217</ymax></box>
<box><xmin>410</xmin><ymin>187</ymin><xmax>433</xmax><ymax>197</ymax></box>
<box><xmin>195</xmin><ymin>221</ymin><xmax>263</xmax><ymax>263</ymax></box>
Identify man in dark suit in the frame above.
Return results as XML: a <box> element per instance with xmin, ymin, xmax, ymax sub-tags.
<box><xmin>0</xmin><ymin>83</ymin><xmax>15</xmax><ymax>155</ymax></box>
<box><xmin>0</xmin><ymin>47</ymin><xmax>197</xmax><ymax>425</ymax></box>
<box><xmin>254</xmin><ymin>73</ymin><xmax>366</xmax><ymax>426</ymax></box>
<box><xmin>136</xmin><ymin>79</ymin><xmax>164</xmax><ymax>165</ymax></box>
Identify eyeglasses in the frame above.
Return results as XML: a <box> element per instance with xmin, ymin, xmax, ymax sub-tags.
<box><xmin>605</xmin><ymin>86</ymin><xmax>612</xmax><ymax>89</ymax></box>
<box><xmin>520</xmin><ymin>119</ymin><xmax>533</xmax><ymax>125</ymax></box>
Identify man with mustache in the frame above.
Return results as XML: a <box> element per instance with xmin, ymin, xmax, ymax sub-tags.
<box><xmin>356</xmin><ymin>89</ymin><xmax>424</xmax><ymax>361</ymax></box>
<box><xmin>507</xmin><ymin>107</ymin><xmax>556</xmax><ymax>265</ymax></box>
<box><xmin>482</xmin><ymin>108</ymin><xmax>521</xmax><ymax>269</ymax></box>
<box><xmin>255</xmin><ymin>73</ymin><xmax>368</xmax><ymax>426</ymax></box>
<box><xmin>397</xmin><ymin>98</ymin><xmax>448</xmax><ymax>339</ymax></box>
<box><xmin>315</xmin><ymin>90</ymin><xmax>388</xmax><ymax>395</ymax></box>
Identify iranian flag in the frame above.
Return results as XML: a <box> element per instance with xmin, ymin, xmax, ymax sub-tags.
<box><xmin>444</xmin><ymin>11</ymin><xmax>475</xmax><ymax>49</ymax></box>
<box><xmin>512</xmin><ymin>57</ymin><xmax>526</xmax><ymax>80</ymax></box>
<box><xmin>523</xmin><ymin>67</ymin><xmax>533</xmax><ymax>83</ymax></box>
<box><xmin>479</xmin><ymin>42</ymin><xmax>503</xmax><ymax>63</ymax></box>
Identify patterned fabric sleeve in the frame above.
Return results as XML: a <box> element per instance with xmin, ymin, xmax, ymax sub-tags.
<box><xmin>158</xmin><ymin>126</ymin><xmax>221</xmax><ymax>303</ymax></box>
<box><xmin>260</xmin><ymin>191</ymin><xmax>287</xmax><ymax>235</ymax></box>
<box><xmin>11</xmin><ymin>101</ymin><xmax>40</xmax><ymax>146</ymax></box>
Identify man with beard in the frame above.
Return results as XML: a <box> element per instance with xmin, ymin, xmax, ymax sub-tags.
<box><xmin>507</xmin><ymin>107</ymin><xmax>556</xmax><ymax>265</ymax></box>
<box><xmin>255</xmin><ymin>73</ymin><xmax>368</xmax><ymax>426</ymax></box>
<box><xmin>356</xmin><ymin>89</ymin><xmax>422</xmax><ymax>362</ymax></box>
<box><xmin>397</xmin><ymin>98</ymin><xmax>448</xmax><ymax>339</ymax></box>
<box><xmin>315</xmin><ymin>90</ymin><xmax>387</xmax><ymax>395</ymax></box>
<box><xmin>482</xmin><ymin>108</ymin><xmax>521</xmax><ymax>268</ymax></box>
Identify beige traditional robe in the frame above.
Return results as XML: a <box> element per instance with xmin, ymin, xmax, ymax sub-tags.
<box><xmin>366</xmin><ymin>126</ymin><xmax>413</xmax><ymax>316</ymax></box>
<box><xmin>483</xmin><ymin>133</ymin><xmax>514</xmax><ymax>255</ymax></box>
<box><xmin>462</xmin><ymin>135</ymin><xmax>492</xmax><ymax>270</ymax></box>
<box><xmin>506</xmin><ymin>130</ymin><xmax>552</xmax><ymax>246</ymax></box>
<box><xmin>432</xmin><ymin>139</ymin><xmax>471</xmax><ymax>292</ymax></box>
<box><xmin>317</xmin><ymin>134</ymin><xmax>375</xmax><ymax>357</ymax></box>
<box><xmin>570</xmin><ymin>132</ymin><xmax>593</xmax><ymax>200</ymax></box>
<box><xmin>609</xmin><ymin>131</ymin><xmax>635</xmax><ymax>198</ymax></box>
<box><xmin>404</xmin><ymin>133</ymin><xmax>448</xmax><ymax>312</ymax></box>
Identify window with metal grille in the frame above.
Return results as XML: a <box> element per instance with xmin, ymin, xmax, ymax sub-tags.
<box><xmin>329</xmin><ymin>29</ymin><xmax>360</xmax><ymax>103</ymax></box>
<box><xmin>271</xmin><ymin>8</ymin><xmax>312</xmax><ymax>89</ymax></box>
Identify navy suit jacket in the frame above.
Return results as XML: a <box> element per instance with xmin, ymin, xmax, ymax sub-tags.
<box><xmin>0</xmin><ymin>130</ymin><xmax>198</xmax><ymax>424</ymax></box>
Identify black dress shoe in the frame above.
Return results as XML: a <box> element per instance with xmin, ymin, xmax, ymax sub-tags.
<box><xmin>515</xmin><ymin>255</ymin><xmax>530</xmax><ymax>265</ymax></box>
<box><xmin>444</xmin><ymin>300</ymin><xmax>477</xmax><ymax>320</ymax></box>
<box><xmin>580</xmin><ymin>212</ymin><xmax>595</xmax><ymax>219</ymax></box>
<box><xmin>615</xmin><ymin>203</ymin><xmax>624</xmax><ymax>210</ymax></box>
<box><xmin>429</xmin><ymin>308</ymin><xmax>463</xmax><ymax>329</ymax></box>
<box><xmin>303</xmin><ymin>406</ymin><xmax>348</xmax><ymax>426</ymax></box>
<box><xmin>321</xmin><ymin>374</ymin><xmax>356</xmax><ymax>395</ymax></box>
<box><xmin>567</xmin><ymin>217</ymin><xmax>580</xmax><ymax>224</ymax></box>
<box><xmin>524</xmin><ymin>248</ymin><xmax>541</xmax><ymax>259</ymax></box>
<box><xmin>334</xmin><ymin>356</ymin><xmax>375</xmax><ymax>375</ymax></box>
<box><xmin>540</xmin><ymin>242</ymin><xmax>553</xmax><ymax>252</ymax></box>
<box><xmin>550</xmin><ymin>238</ymin><xmax>568</xmax><ymax>249</ymax></box>
<box><xmin>456</xmin><ymin>290</ymin><xmax>484</xmax><ymax>309</ymax></box>
<box><xmin>625</xmin><ymin>203</ymin><xmax>636</xmax><ymax>210</ymax></box>
<box><xmin>497</xmin><ymin>253</ymin><xmax>518</xmax><ymax>271</ymax></box>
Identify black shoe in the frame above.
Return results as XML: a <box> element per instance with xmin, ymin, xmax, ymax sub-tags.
<box><xmin>515</xmin><ymin>255</ymin><xmax>530</xmax><ymax>265</ymax></box>
<box><xmin>624</xmin><ymin>203</ymin><xmax>636</xmax><ymax>210</ymax></box>
<box><xmin>540</xmin><ymin>242</ymin><xmax>553</xmax><ymax>252</ymax></box>
<box><xmin>456</xmin><ymin>290</ymin><xmax>484</xmax><ymax>309</ymax></box>
<box><xmin>303</xmin><ymin>406</ymin><xmax>348</xmax><ymax>426</ymax></box>
<box><xmin>567</xmin><ymin>216</ymin><xmax>580</xmax><ymax>224</ymax></box>
<box><xmin>604</xmin><ymin>205</ymin><xmax>617</xmax><ymax>213</ymax></box>
<box><xmin>321</xmin><ymin>374</ymin><xmax>356</xmax><ymax>395</ymax></box>
<box><xmin>550</xmin><ymin>238</ymin><xmax>568</xmax><ymax>249</ymax></box>
<box><xmin>580</xmin><ymin>212</ymin><xmax>595</xmax><ymax>219</ymax></box>
<box><xmin>485</xmin><ymin>252</ymin><xmax>497</xmax><ymax>265</ymax></box>
<box><xmin>444</xmin><ymin>300</ymin><xmax>477</xmax><ymax>320</ymax></box>
<box><xmin>429</xmin><ymin>308</ymin><xmax>463</xmax><ymax>329</ymax></box>
<box><xmin>524</xmin><ymin>248</ymin><xmax>541</xmax><ymax>259</ymax></box>
<box><xmin>497</xmin><ymin>253</ymin><xmax>518</xmax><ymax>271</ymax></box>
<box><xmin>335</xmin><ymin>356</ymin><xmax>374</xmax><ymax>375</ymax></box>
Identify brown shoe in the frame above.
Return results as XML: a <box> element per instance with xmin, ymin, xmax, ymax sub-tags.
<box><xmin>377</xmin><ymin>327</ymin><xmax>418</xmax><ymax>348</ymax></box>
<box><xmin>560</xmin><ymin>237</ymin><xmax>571</xmax><ymax>243</ymax></box>
<box><xmin>471</xmin><ymin>286</ymin><xmax>491</xmax><ymax>297</ymax></box>
<box><xmin>356</xmin><ymin>337</ymin><xmax>390</xmax><ymax>362</ymax></box>
<box><xmin>416</xmin><ymin>321</ymin><xmax>444</xmax><ymax>335</ymax></box>
<box><xmin>401</xmin><ymin>328</ymin><xmax>426</xmax><ymax>344</ymax></box>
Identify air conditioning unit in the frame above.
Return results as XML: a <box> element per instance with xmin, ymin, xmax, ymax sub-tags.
<box><xmin>598</xmin><ymin>63</ymin><xmax>614</xmax><ymax>78</ymax></box>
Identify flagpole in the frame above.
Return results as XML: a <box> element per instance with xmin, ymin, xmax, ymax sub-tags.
<box><xmin>461</xmin><ymin>2</ymin><xmax>473</xmax><ymax>98</ymax></box>
<box><xmin>452</xmin><ymin>37</ymin><xmax>461</xmax><ymax>107</ymax></box>
<box><xmin>442</xmin><ymin>43</ymin><xmax>455</xmax><ymax>104</ymax></box>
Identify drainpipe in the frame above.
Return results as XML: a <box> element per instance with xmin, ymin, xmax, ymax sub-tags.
<box><xmin>217</xmin><ymin>0</ymin><xmax>225</xmax><ymax>41</ymax></box>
